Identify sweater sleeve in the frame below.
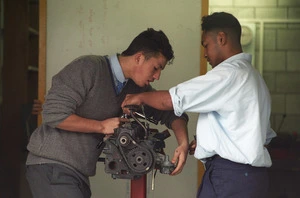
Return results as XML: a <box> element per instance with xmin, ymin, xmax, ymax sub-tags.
<box><xmin>42</xmin><ymin>56</ymin><xmax>97</xmax><ymax>127</ymax></box>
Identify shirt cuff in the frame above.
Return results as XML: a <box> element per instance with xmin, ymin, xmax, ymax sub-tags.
<box><xmin>169</xmin><ymin>87</ymin><xmax>184</xmax><ymax>117</ymax></box>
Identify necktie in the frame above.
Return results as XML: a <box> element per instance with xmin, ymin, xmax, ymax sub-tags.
<box><xmin>116</xmin><ymin>80</ymin><xmax>124</xmax><ymax>94</ymax></box>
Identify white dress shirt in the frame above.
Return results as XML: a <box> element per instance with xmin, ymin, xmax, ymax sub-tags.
<box><xmin>169</xmin><ymin>53</ymin><xmax>276</xmax><ymax>167</ymax></box>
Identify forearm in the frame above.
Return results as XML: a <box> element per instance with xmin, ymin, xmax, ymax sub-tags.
<box><xmin>56</xmin><ymin>114</ymin><xmax>103</xmax><ymax>133</ymax></box>
<box><xmin>139</xmin><ymin>91</ymin><xmax>173</xmax><ymax>110</ymax></box>
<box><xmin>171</xmin><ymin>118</ymin><xmax>189</xmax><ymax>147</ymax></box>
<box><xmin>169</xmin><ymin>118</ymin><xmax>189</xmax><ymax>175</ymax></box>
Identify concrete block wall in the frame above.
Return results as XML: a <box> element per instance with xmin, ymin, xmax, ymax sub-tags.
<box><xmin>210</xmin><ymin>0</ymin><xmax>300</xmax><ymax>136</ymax></box>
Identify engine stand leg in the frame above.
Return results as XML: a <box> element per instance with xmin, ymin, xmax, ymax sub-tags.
<box><xmin>131</xmin><ymin>175</ymin><xmax>146</xmax><ymax>198</ymax></box>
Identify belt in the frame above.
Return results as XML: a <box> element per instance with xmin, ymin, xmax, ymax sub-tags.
<box><xmin>205</xmin><ymin>154</ymin><xmax>221</xmax><ymax>161</ymax></box>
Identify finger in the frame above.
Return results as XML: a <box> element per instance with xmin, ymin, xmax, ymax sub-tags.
<box><xmin>171</xmin><ymin>149</ymin><xmax>180</xmax><ymax>164</ymax></box>
<box><xmin>170</xmin><ymin>150</ymin><xmax>182</xmax><ymax>175</ymax></box>
<box><xmin>121</xmin><ymin>101</ymin><xmax>125</xmax><ymax>108</ymax></box>
<box><xmin>122</xmin><ymin>108</ymin><xmax>130</xmax><ymax>115</ymax></box>
<box><xmin>103</xmin><ymin>135</ymin><xmax>111</xmax><ymax>141</ymax></box>
<box><xmin>189</xmin><ymin>140</ymin><xmax>196</xmax><ymax>146</ymax></box>
<box><xmin>171</xmin><ymin>167</ymin><xmax>181</xmax><ymax>175</ymax></box>
<box><xmin>106</xmin><ymin>131</ymin><xmax>115</xmax><ymax>135</ymax></box>
<box><xmin>171</xmin><ymin>157</ymin><xmax>183</xmax><ymax>175</ymax></box>
<box><xmin>188</xmin><ymin>144</ymin><xmax>196</xmax><ymax>150</ymax></box>
<box><xmin>120</xmin><ymin>118</ymin><xmax>130</xmax><ymax>122</ymax></box>
<box><xmin>121</xmin><ymin>96</ymin><xmax>130</xmax><ymax>108</ymax></box>
<box><xmin>188</xmin><ymin>144</ymin><xmax>195</xmax><ymax>155</ymax></box>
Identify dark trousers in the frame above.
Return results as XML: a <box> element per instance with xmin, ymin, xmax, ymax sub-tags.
<box><xmin>26</xmin><ymin>164</ymin><xmax>91</xmax><ymax>198</ymax></box>
<box><xmin>197</xmin><ymin>156</ymin><xmax>269</xmax><ymax>198</ymax></box>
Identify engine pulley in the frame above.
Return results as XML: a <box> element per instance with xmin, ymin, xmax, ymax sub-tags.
<box><xmin>127</xmin><ymin>146</ymin><xmax>154</xmax><ymax>174</ymax></box>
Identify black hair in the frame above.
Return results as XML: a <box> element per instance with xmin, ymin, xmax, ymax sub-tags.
<box><xmin>121</xmin><ymin>28</ymin><xmax>174</xmax><ymax>64</ymax></box>
<box><xmin>201</xmin><ymin>12</ymin><xmax>241</xmax><ymax>43</ymax></box>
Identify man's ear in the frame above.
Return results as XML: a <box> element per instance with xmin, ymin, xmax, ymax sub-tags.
<box><xmin>135</xmin><ymin>52</ymin><xmax>145</xmax><ymax>65</ymax></box>
<box><xmin>217</xmin><ymin>31</ymin><xmax>227</xmax><ymax>46</ymax></box>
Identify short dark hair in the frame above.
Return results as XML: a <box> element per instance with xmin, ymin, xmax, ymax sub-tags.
<box><xmin>201</xmin><ymin>12</ymin><xmax>241</xmax><ymax>43</ymax></box>
<box><xmin>121</xmin><ymin>28</ymin><xmax>174</xmax><ymax>64</ymax></box>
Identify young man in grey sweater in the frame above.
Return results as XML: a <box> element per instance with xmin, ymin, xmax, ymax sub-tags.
<box><xmin>26</xmin><ymin>28</ymin><xmax>189</xmax><ymax>198</ymax></box>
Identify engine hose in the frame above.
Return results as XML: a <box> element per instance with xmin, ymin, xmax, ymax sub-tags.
<box><xmin>130</xmin><ymin>110</ymin><xmax>148</xmax><ymax>139</ymax></box>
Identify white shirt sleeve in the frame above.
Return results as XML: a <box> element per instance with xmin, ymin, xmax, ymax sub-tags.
<box><xmin>169</xmin><ymin>66</ymin><xmax>235</xmax><ymax>115</ymax></box>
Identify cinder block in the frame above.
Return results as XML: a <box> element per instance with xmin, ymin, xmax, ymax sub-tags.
<box><xmin>209</xmin><ymin>0</ymin><xmax>233</xmax><ymax>6</ymax></box>
<box><xmin>288</xmin><ymin>8</ymin><xmax>300</xmax><ymax>18</ymax></box>
<box><xmin>256</xmin><ymin>8</ymin><xmax>287</xmax><ymax>19</ymax></box>
<box><xmin>209</xmin><ymin>7</ymin><xmax>254</xmax><ymax>19</ymax></box>
<box><xmin>276</xmin><ymin>73</ymin><xmax>300</xmax><ymax>93</ymax></box>
<box><xmin>288</xmin><ymin>24</ymin><xmax>300</xmax><ymax>29</ymax></box>
<box><xmin>274</xmin><ymin>115</ymin><xmax>300</xmax><ymax>134</ymax></box>
<box><xmin>286</xmin><ymin>94</ymin><xmax>300</xmax><ymax>114</ymax></box>
<box><xmin>278</xmin><ymin>30</ymin><xmax>300</xmax><ymax>50</ymax></box>
<box><xmin>274</xmin><ymin>115</ymin><xmax>287</xmax><ymax>133</ymax></box>
<box><xmin>270</xmin><ymin>114</ymin><xmax>276</xmax><ymax>129</ymax></box>
<box><xmin>264</xmin><ymin>29</ymin><xmax>276</xmax><ymax>50</ymax></box>
<box><xmin>263</xmin><ymin>72</ymin><xmax>276</xmax><ymax>92</ymax></box>
<box><xmin>279</xmin><ymin>0</ymin><xmax>300</xmax><ymax>6</ymax></box>
<box><xmin>235</xmin><ymin>0</ymin><xmax>277</xmax><ymax>7</ymax></box>
<box><xmin>271</xmin><ymin>94</ymin><xmax>286</xmax><ymax>114</ymax></box>
<box><xmin>264</xmin><ymin>24</ymin><xmax>288</xmax><ymax>29</ymax></box>
<box><xmin>263</xmin><ymin>51</ymin><xmax>286</xmax><ymax>71</ymax></box>
<box><xmin>255</xmin><ymin>28</ymin><xmax>277</xmax><ymax>51</ymax></box>
<box><xmin>287</xmin><ymin>51</ymin><xmax>300</xmax><ymax>71</ymax></box>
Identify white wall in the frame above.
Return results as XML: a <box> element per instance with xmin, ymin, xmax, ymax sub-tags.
<box><xmin>47</xmin><ymin>0</ymin><xmax>201</xmax><ymax>197</ymax></box>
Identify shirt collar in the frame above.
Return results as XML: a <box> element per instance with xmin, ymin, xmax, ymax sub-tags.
<box><xmin>223</xmin><ymin>53</ymin><xmax>252</xmax><ymax>64</ymax></box>
<box><xmin>108</xmin><ymin>54</ymin><xmax>126</xmax><ymax>83</ymax></box>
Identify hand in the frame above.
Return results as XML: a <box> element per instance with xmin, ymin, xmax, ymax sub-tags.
<box><xmin>122</xmin><ymin>94</ymin><xmax>143</xmax><ymax>115</ymax></box>
<box><xmin>121</xmin><ymin>94</ymin><xmax>142</xmax><ymax>110</ymax></box>
<box><xmin>100</xmin><ymin>117</ymin><xmax>130</xmax><ymax>135</ymax></box>
<box><xmin>31</xmin><ymin>99</ymin><xmax>42</xmax><ymax>115</ymax></box>
<box><xmin>170</xmin><ymin>144</ymin><xmax>189</xmax><ymax>176</ymax></box>
<box><xmin>188</xmin><ymin>140</ymin><xmax>196</xmax><ymax>155</ymax></box>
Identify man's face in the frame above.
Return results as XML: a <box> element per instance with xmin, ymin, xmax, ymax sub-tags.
<box><xmin>133</xmin><ymin>53</ymin><xmax>167</xmax><ymax>87</ymax></box>
<box><xmin>201</xmin><ymin>31</ymin><xmax>223</xmax><ymax>68</ymax></box>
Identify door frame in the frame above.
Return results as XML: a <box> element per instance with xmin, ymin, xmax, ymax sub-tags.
<box><xmin>38</xmin><ymin>0</ymin><xmax>46</xmax><ymax>124</ymax></box>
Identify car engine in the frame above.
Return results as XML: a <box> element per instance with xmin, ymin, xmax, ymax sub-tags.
<box><xmin>99</xmin><ymin>105</ymin><xmax>175</xmax><ymax>180</ymax></box>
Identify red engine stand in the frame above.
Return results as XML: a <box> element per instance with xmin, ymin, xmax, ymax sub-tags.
<box><xmin>131</xmin><ymin>175</ymin><xmax>147</xmax><ymax>198</ymax></box>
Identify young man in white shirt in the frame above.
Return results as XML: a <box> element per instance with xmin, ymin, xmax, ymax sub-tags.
<box><xmin>122</xmin><ymin>12</ymin><xmax>276</xmax><ymax>198</ymax></box>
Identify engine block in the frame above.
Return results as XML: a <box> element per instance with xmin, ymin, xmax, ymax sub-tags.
<box><xmin>99</xmin><ymin>107</ymin><xmax>175</xmax><ymax>180</ymax></box>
